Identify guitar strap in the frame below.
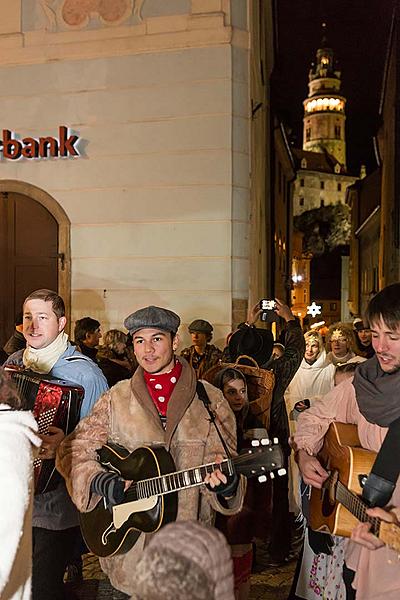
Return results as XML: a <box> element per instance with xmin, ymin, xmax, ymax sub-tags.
<box><xmin>362</xmin><ymin>416</ymin><xmax>400</xmax><ymax>507</ymax></box>
<box><xmin>196</xmin><ymin>381</ymin><xmax>233</xmax><ymax>460</ymax></box>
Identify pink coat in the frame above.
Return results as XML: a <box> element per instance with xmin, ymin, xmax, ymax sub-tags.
<box><xmin>293</xmin><ymin>378</ymin><xmax>400</xmax><ymax>600</ymax></box>
<box><xmin>56</xmin><ymin>358</ymin><xmax>245</xmax><ymax>596</ymax></box>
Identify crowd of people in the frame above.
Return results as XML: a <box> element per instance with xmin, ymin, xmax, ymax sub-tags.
<box><xmin>0</xmin><ymin>283</ymin><xmax>398</xmax><ymax>600</ymax></box>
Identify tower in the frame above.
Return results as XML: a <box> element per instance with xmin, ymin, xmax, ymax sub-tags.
<box><xmin>303</xmin><ymin>28</ymin><xmax>347</xmax><ymax>169</ymax></box>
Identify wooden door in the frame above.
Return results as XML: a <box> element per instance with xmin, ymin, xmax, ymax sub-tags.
<box><xmin>0</xmin><ymin>192</ymin><xmax>59</xmax><ymax>348</ymax></box>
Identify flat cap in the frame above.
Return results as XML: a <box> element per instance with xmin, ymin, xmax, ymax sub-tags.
<box><xmin>188</xmin><ymin>319</ymin><xmax>213</xmax><ymax>334</ymax></box>
<box><xmin>124</xmin><ymin>305</ymin><xmax>180</xmax><ymax>335</ymax></box>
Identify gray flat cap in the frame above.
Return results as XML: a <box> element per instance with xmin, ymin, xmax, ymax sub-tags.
<box><xmin>188</xmin><ymin>319</ymin><xmax>213</xmax><ymax>334</ymax></box>
<box><xmin>124</xmin><ymin>305</ymin><xmax>180</xmax><ymax>335</ymax></box>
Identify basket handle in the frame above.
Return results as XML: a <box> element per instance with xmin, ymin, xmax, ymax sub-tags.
<box><xmin>233</xmin><ymin>354</ymin><xmax>260</xmax><ymax>369</ymax></box>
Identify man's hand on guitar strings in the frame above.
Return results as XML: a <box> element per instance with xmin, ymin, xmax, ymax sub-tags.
<box><xmin>351</xmin><ymin>507</ymin><xmax>399</xmax><ymax>551</ymax></box>
<box><xmin>39</xmin><ymin>426</ymin><xmax>65</xmax><ymax>459</ymax></box>
<box><xmin>297</xmin><ymin>449</ymin><xmax>329</xmax><ymax>489</ymax></box>
<box><xmin>204</xmin><ymin>454</ymin><xmax>227</xmax><ymax>489</ymax></box>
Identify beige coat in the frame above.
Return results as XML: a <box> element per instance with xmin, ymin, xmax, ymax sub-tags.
<box><xmin>57</xmin><ymin>357</ymin><xmax>245</xmax><ymax>596</ymax></box>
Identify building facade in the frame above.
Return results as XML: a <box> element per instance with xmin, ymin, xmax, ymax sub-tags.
<box><xmin>348</xmin><ymin>4</ymin><xmax>400</xmax><ymax>315</ymax></box>
<box><xmin>0</xmin><ymin>1</ymin><xmax>275</xmax><ymax>349</ymax></box>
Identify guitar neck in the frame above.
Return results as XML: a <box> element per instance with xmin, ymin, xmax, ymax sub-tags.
<box><xmin>126</xmin><ymin>458</ymin><xmax>234</xmax><ymax>502</ymax></box>
<box><xmin>335</xmin><ymin>480</ymin><xmax>380</xmax><ymax>536</ymax></box>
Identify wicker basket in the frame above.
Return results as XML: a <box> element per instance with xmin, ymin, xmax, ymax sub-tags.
<box><xmin>203</xmin><ymin>355</ymin><xmax>275</xmax><ymax>430</ymax></box>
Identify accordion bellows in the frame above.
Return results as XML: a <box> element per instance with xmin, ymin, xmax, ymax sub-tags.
<box><xmin>7</xmin><ymin>369</ymin><xmax>83</xmax><ymax>494</ymax></box>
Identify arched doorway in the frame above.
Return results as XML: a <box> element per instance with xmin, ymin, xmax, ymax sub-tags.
<box><xmin>0</xmin><ymin>181</ymin><xmax>70</xmax><ymax>348</ymax></box>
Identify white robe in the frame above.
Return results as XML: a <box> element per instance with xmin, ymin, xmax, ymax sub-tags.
<box><xmin>285</xmin><ymin>350</ymin><xmax>335</xmax><ymax>512</ymax></box>
<box><xmin>0</xmin><ymin>406</ymin><xmax>41</xmax><ymax>600</ymax></box>
<box><xmin>285</xmin><ymin>350</ymin><xmax>336</xmax><ymax>412</ymax></box>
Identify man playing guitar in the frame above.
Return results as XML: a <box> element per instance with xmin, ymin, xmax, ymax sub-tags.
<box><xmin>57</xmin><ymin>305</ymin><xmax>246</xmax><ymax>597</ymax></box>
<box><xmin>293</xmin><ymin>283</ymin><xmax>400</xmax><ymax>600</ymax></box>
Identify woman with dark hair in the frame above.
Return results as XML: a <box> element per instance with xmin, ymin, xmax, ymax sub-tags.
<box><xmin>214</xmin><ymin>367</ymin><xmax>268</xmax><ymax>600</ymax></box>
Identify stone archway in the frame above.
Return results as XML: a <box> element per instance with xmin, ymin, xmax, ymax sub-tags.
<box><xmin>0</xmin><ymin>179</ymin><xmax>71</xmax><ymax>338</ymax></box>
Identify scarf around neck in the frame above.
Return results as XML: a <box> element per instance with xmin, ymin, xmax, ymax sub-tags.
<box><xmin>23</xmin><ymin>331</ymin><xmax>69</xmax><ymax>374</ymax></box>
<box><xmin>353</xmin><ymin>354</ymin><xmax>400</xmax><ymax>426</ymax></box>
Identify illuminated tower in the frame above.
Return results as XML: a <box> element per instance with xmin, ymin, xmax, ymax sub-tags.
<box><xmin>303</xmin><ymin>29</ymin><xmax>347</xmax><ymax>169</ymax></box>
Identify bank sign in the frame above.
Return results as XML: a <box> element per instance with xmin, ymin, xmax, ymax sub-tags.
<box><xmin>0</xmin><ymin>126</ymin><xmax>79</xmax><ymax>160</ymax></box>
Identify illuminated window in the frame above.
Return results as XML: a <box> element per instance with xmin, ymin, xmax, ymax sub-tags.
<box><xmin>321</xmin><ymin>56</ymin><xmax>329</xmax><ymax>66</ymax></box>
<box><xmin>305</xmin><ymin>97</ymin><xmax>344</xmax><ymax>113</ymax></box>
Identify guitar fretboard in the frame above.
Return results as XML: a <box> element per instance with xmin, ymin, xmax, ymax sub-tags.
<box><xmin>125</xmin><ymin>459</ymin><xmax>234</xmax><ymax>502</ymax></box>
<box><xmin>334</xmin><ymin>477</ymin><xmax>380</xmax><ymax>536</ymax></box>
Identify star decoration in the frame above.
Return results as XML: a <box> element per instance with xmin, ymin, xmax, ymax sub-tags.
<box><xmin>307</xmin><ymin>302</ymin><xmax>322</xmax><ymax>318</ymax></box>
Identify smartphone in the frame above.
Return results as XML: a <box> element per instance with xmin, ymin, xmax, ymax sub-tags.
<box><xmin>260</xmin><ymin>299</ymin><xmax>276</xmax><ymax>311</ymax></box>
<box><xmin>259</xmin><ymin>299</ymin><xmax>277</xmax><ymax>322</ymax></box>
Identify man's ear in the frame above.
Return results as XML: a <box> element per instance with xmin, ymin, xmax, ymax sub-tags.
<box><xmin>172</xmin><ymin>333</ymin><xmax>180</xmax><ymax>352</ymax></box>
<box><xmin>58</xmin><ymin>316</ymin><xmax>67</xmax><ymax>332</ymax></box>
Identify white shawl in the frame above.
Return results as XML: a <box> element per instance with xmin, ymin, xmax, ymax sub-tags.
<box><xmin>0</xmin><ymin>407</ymin><xmax>41</xmax><ymax>600</ymax></box>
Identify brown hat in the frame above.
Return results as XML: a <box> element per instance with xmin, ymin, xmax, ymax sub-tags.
<box><xmin>124</xmin><ymin>306</ymin><xmax>180</xmax><ymax>335</ymax></box>
<box><xmin>188</xmin><ymin>319</ymin><xmax>213</xmax><ymax>334</ymax></box>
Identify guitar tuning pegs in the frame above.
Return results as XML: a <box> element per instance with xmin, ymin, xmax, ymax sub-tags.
<box><xmin>277</xmin><ymin>468</ymin><xmax>286</xmax><ymax>476</ymax></box>
<box><xmin>258</xmin><ymin>475</ymin><xmax>267</xmax><ymax>483</ymax></box>
<box><xmin>261</xmin><ymin>438</ymin><xmax>270</xmax><ymax>445</ymax></box>
<box><xmin>251</xmin><ymin>440</ymin><xmax>260</xmax><ymax>447</ymax></box>
<box><xmin>273</xmin><ymin>437</ymin><xmax>278</xmax><ymax>445</ymax></box>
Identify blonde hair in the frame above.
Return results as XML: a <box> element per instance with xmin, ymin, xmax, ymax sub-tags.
<box><xmin>304</xmin><ymin>330</ymin><xmax>323</xmax><ymax>349</ymax></box>
<box><xmin>326</xmin><ymin>322</ymin><xmax>355</xmax><ymax>353</ymax></box>
<box><xmin>99</xmin><ymin>329</ymin><xmax>127</xmax><ymax>358</ymax></box>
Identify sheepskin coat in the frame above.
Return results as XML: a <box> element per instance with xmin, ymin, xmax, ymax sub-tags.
<box><xmin>57</xmin><ymin>357</ymin><xmax>245</xmax><ymax>597</ymax></box>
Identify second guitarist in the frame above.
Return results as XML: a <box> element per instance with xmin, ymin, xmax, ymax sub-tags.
<box><xmin>57</xmin><ymin>305</ymin><xmax>246</xmax><ymax>598</ymax></box>
<box><xmin>292</xmin><ymin>284</ymin><xmax>400</xmax><ymax>600</ymax></box>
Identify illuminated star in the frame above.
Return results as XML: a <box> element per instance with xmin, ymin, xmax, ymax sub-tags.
<box><xmin>307</xmin><ymin>302</ymin><xmax>322</xmax><ymax>318</ymax></box>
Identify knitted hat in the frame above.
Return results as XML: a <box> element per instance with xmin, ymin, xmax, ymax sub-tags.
<box><xmin>131</xmin><ymin>521</ymin><xmax>234</xmax><ymax>600</ymax></box>
<box><xmin>124</xmin><ymin>306</ymin><xmax>180</xmax><ymax>335</ymax></box>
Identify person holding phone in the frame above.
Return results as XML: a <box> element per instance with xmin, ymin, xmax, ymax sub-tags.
<box><xmin>229</xmin><ymin>298</ymin><xmax>305</xmax><ymax>566</ymax></box>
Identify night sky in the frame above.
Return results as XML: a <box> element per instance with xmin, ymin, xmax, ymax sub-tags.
<box><xmin>273</xmin><ymin>0</ymin><xmax>395</xmax><ymax>175</ymax></box>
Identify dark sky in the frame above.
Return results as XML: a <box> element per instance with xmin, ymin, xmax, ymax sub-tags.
<box><xmin>273</xmin><ymin>0</ymin><xmax>395</xmax><ymax>175</ymax></box>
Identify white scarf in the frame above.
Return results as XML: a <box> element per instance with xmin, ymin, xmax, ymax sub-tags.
<box><xmin>22</xmin><ymin>331</ymin><xmax>69</xmax><ymax>374</ymax></box>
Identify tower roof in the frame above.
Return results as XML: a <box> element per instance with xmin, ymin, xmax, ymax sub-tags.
<box><xmin>309</xmin><ymin>23</ymin><xmax>341</xmax><ymax>82</ymax></box>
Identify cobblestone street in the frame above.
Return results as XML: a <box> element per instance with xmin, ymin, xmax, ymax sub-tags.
<box><xmin>66</xmin><ymin>543</ymin><xmax>296</xmax><ymax>600</ymax></box>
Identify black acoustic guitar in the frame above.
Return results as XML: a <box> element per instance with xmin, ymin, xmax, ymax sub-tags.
<box><xmin>80</xmin><ymin>439</ymin><xmax>285</xmax><ymax>557</ymax></box>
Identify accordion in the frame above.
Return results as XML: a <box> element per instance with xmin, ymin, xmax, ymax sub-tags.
<box><xmin>8</xmin><ymin>369</ymin><xmax>84</xmax><ymax>494</ymax></box>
